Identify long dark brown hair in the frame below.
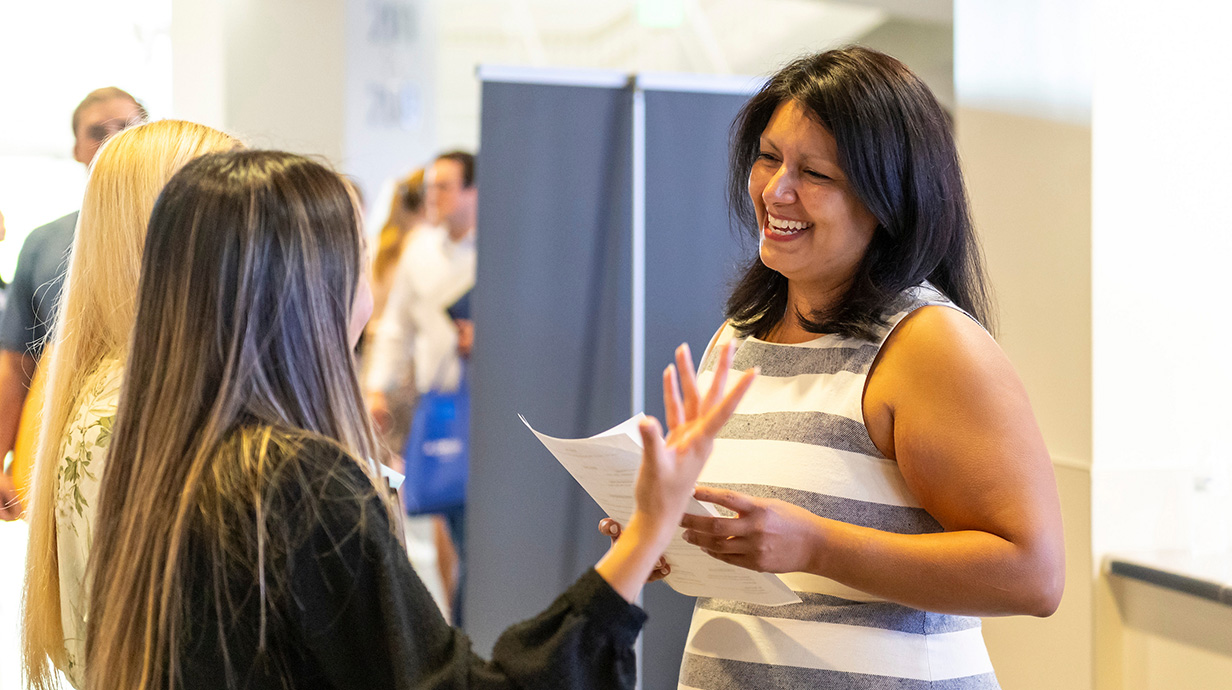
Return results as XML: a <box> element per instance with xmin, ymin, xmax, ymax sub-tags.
<box><xmin>726</xmin><ymin>46</ymin><xmax>993</xmax><ymax>340</ymax></box>
<box><xmin>84</xmin><ymin>151</ymin><xmax>381</xmax><ymax>689</ymax></box>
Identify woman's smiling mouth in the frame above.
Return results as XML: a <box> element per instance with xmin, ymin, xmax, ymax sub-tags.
<box><xmin>764</xmin><ymin>212</ymin><xmax>813</xmax><ymax>239</ymax></box>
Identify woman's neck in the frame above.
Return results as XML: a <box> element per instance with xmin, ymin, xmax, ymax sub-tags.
<box><xmin>766</xmin><ymin>279</ymin><xmax>848</xmax><ymax>344</ymax></box>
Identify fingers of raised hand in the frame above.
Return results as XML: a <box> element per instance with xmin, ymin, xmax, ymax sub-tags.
<box><xmin>663</xmin><ymin>365</ymin><xmax>685</xmax><ymax>432</ymax></box>
<box><xmin>701</xmin><ymin>365</ymin><xmax>757</xmax><ymax>437</ymax></box>
<box><xmin>637</xmin><ymin>417</ymin><xmax>669</xmax><ymax>473</ymax></box>
<box><xmin>675</xmin><ymin>343</ymin><xmax>700</xmax><ymax>420</ymax></box>
<box><xmin>701</xmin><ymin>340</ymin><xmax>736</xmax><ymax>411</ymax></box>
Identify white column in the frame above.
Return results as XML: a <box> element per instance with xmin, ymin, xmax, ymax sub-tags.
<box><xmin>342</xmin><ymin>0</ymin><xmax>438</xmax><ymax>200</ymax></box>
<box><xmin>172</xmin><ymin>0</ymin><xmax>439</xmax><ymax>203</ymax></box>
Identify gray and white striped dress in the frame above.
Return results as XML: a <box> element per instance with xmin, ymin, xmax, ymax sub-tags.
<box><xmin>682</xmin><ymin>285</ymin><xmax>999</xmax><ymax>689</ymax></box>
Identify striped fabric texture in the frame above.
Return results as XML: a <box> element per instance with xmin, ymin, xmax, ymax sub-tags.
<box><xmin>680</xmin><ymin>285</ymin><xmax>1000</xmax><ymax>689</ymax></box>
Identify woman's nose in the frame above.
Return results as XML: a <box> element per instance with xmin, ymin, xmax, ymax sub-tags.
<box><xmin>763</xmin><ymin>166</ymin><xmax>796</xmax><ymax>205</ymax></box>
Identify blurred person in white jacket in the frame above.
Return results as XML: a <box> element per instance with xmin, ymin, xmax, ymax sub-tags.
<box><xmin>366</xmin><ymin>150</ymin><xmax>476</xmax><ymax>436</ymax></box>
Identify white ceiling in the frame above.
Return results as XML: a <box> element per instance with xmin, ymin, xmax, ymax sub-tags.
<box><xmin>838</xmin><ymin>0</ymin><xmax>952</xmax><ymax>24</ymax></box>
<box><xmin>434</xmin><ymin>0</ymin><xmax>953</xmax><ymax>149</ymax></box>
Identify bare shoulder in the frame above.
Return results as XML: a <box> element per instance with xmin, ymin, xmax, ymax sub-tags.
<box><xmin>864</xmin><ymin>305</ymin><xmax>1029</xmax><ymax>459</ymax></box>
<box><xmin>876</xmin><ymin>303</ymin><xmax>1012</xmax><ymax>383</ymax></box>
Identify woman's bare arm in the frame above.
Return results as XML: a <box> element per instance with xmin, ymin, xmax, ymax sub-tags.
<box><xmin>683</xmin><ymin>306</ymin><xmax>1064</xmax><ymax>617</ymax></box>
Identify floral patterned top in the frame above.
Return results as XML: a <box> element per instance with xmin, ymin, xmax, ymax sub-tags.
<box><xmin>54</xmin><ymin>357</ymin><xmax>123</xmax><ymax>687</ymax></box>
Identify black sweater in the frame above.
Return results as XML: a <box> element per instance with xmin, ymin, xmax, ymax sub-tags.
<box><xmin>177</xmin><ymin>438</ymin><xmax>645</xmax><ymax>689</ymax></box>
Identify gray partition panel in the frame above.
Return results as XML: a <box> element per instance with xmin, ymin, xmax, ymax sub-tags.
<box><xmin>468</xmin><ymin>80</ymin><xmax>633</xmax><ymax>654</ymax></box>
<box><xmin>640</xmin><ymin>88</ymin><xmax>754</xmax><ymax>687</ymax></box>
<box><xmin>643</xmin><ymin>88</ymin><xmax>754</xmax><ymax>402</ymax></box>
<box><xmin>470</xmin><ymin>72</ymin><xmax>756</xmax><ymax>688</ymax></box>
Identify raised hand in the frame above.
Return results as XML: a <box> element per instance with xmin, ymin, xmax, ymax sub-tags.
<box><xmin>595</xmin><ymin>340</ymin><xmax>755</xmax><ymax>600</ymax></box>
<box><xmin>632</xmin><ymin>341</ymin><xmax>754</xmax><ymax>534</ymax></box>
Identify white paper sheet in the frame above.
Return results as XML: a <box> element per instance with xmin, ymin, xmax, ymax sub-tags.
<box><xmin>378</xmin><ymin>463</ymin><xmax>405</xmax><ymax>490</ymax></box>
<box><xmin>521</xmin><ymin>414</ymin><xmax>801</xmax><ymax>606</ymax></box>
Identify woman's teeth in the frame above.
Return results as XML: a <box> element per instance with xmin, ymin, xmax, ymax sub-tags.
<box><xmin>767</xmin><ymin>216</ymin><xmax>812</xmax><ymax>236</ymax></box>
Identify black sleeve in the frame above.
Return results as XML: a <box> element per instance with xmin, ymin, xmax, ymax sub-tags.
<box><xmin>287</xmin><ymin>455</ymin><xmax>645</xmax><ymax>690</ymax></box>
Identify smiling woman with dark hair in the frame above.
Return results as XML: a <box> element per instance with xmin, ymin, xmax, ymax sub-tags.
<box><xmin>725</xmin><ymin>47</ymin><xmax>990</xmax><ymax>342</ymax></box>
<box><xmin>669</xmin><ymin>47</ymin><xmax>1065</xmax><ymax>689</ymax></box>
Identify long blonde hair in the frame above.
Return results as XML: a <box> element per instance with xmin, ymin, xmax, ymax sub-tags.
<box><xmin>84</xmin><ymin>151</ymin><xmax>380</xmax><ymax>689</ymax></box>
<box><xmin>22</xmin><ymin>120</ymin><xmax>240</xmax><ymax>689</ymax></box>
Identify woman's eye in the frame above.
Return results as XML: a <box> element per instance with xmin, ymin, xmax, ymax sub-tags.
<box><xmin>756</xmin><ymin>152</ymin><xmax>778</xmax><ymax>163</ymax></box>
<box><xmin>805</xmin><ymin>169</ymin><xmax>831</xmax><ymax>181</ymax></box>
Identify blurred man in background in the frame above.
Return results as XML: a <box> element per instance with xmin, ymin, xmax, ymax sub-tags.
<box><xmin>0</xmin><ymin>87</ymin><xmax>146</xmax><ymax>519</ymax></box>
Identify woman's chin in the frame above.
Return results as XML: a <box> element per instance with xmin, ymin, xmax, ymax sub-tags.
<box><xmin>759</xmin><ymin>247</ymin><xmax>801</xmax><ymax>278</ymax></box>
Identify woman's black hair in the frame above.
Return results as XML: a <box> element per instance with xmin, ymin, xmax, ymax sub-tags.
<box><xmin>725</xmin><ymin>46</ymin><xmax>993</xmax><ymax>341</ymax></box>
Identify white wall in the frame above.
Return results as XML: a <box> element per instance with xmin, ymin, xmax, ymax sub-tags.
<box><xmin>0</xmin><ymin>0</ymin><xmax>173</xmax><ymax>281</ymax></box>
<box><xmin>430</xmin><ymin>0</ymin><xmax>907</xmax><ymax>155</ymax></box>
<box><xmin>169</xmin><ymin>0</ymin><xmax>957</xmax><ymax>218</ymax></box>
<box><xmin>224</xmin><ymin>0</ymin><xmax>347</xmax><ymax>160</ymax></box>
<box><xmin>957</xmin><ymin>104</ymin><xmax>1094</xmax><ymax>690</ymax></box>
<box><xmin>958</xmin><ymin>1</ymin><xmax>1232</xmax><ymax>688</ymax></box>
<box><xmin>342</xmin><ymin>0</ymin><xmax>439</xmax><ymax>206</ymax></box>
<box><xmin>1088</xmin><ymin>1</ymin><xmax>1232</xmax><ymax>686</ymax></box>
<box><xmin>171</xmin><ymin>0</ymin><xmax>347</xmax><ymax>158</ymax></box>
<box><xmin>1089</xmin><ymin>0</ymin><xmax>1232</xmax><ymax>559</ymax></box>
<box><xmin>955</xmin><ymin>3</ymin><xmax>1094</xmax><ymax>688</ymax></box>
<box><xmin>171</xmin><ymin>0</ymin><xmax>443</xmax><ymax>215</ymax></box>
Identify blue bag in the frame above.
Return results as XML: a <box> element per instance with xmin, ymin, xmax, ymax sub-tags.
<box><xmin>401</xmin><ymin>373</ymin><xmax>469</xmax><ymax>515</ymax></box>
